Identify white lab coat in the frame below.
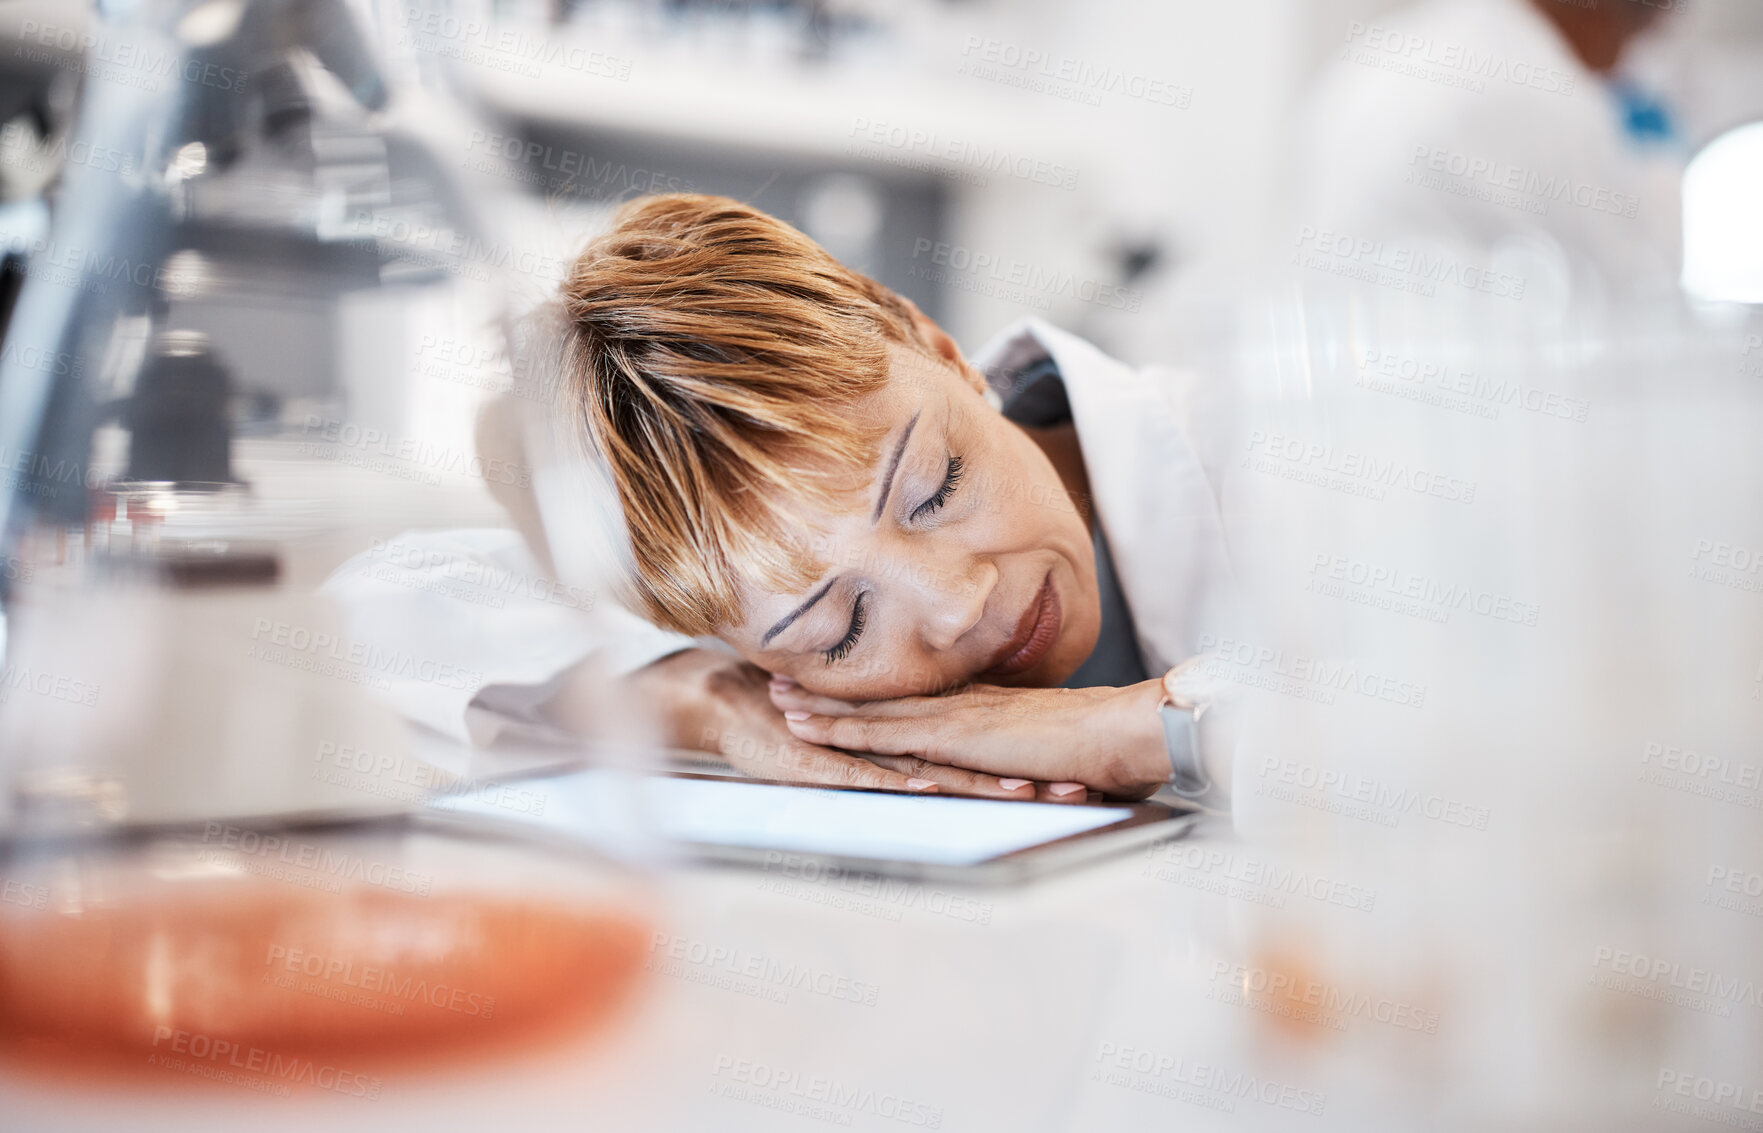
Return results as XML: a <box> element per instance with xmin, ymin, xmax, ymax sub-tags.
<box><xmin>1294</xmin><ymin>0</ymin><xmax>1684</xmax><ymax>299</ymax></box>
<box><xmin>319</xmin><ymin>318</ymin><xmax>1236</xmax><ymax>754</ymax></box>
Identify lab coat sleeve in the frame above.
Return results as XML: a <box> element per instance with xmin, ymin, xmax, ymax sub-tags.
<box><xmin>318</xmin><ymin>528</ymin><xmax>697</xmax><ymax>747</ymax></box>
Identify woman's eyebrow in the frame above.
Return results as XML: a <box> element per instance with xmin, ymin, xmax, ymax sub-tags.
<box><xmin>761</xmin><ymin>575</ymin><xmax>839</xmax><ymax>648</ymax></box>
<box><xmin>870</xmin><ymin>409</ymin><xmax>921</xmax><ymax>522</ymax></box>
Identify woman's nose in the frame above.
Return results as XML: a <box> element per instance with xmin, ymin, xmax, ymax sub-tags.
<box><xmin>918</xmin><ymin>557</ymin><xmax>998</xmax><ymax>654</ymax></box>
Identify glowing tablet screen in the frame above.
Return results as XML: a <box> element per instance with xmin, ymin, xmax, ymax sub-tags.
<box><xmin>435</xmin><ymin>772</ymin><xmax>1134</xmax><ymax>867</ymax></box>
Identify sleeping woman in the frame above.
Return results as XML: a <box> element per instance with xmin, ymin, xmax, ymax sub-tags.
<box><xmin>324</xmin><ymin>194</ymin><xmax>1236</xmax><ymax>807</ymax></box>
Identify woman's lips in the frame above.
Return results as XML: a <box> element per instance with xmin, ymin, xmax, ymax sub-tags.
<box><xmin>983</xmin><ymin>573</ymin><xmax>1060</xmax><ymax>678</ymax></box>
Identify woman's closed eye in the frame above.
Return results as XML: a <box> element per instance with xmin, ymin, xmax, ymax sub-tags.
<box><xmin>910</xmin><ymin>455</ymin><xmax>964</xmax><ymax>523</ymax></box>
<box><xmin>822</xmin><ymin>592</ymin><xmax>867</xmax><ymax>664</ymax></box>
<box><xmin>817</xmin><ymin>454</ymin><xmax>961</xmax><ymax>664</ymax></box>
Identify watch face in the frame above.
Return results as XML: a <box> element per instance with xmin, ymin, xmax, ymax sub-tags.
<box><xmin>1160</xmin><ymin>664</ymin><xmax>1205</xmax><ymax>713</ymax></box>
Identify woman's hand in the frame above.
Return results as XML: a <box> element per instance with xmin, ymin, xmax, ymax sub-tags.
<box><xmin>610</xmin><ymin>650</ymin><xmax>1052</xmax><ymax>799</ymax></box>
<box><xmin>768</xmin><ymin>677</ymin><xmax>1173</xmax><ymax>800</ymax></box>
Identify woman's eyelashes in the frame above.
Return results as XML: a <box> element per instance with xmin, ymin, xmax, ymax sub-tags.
<box><xmin>909</xmin><ymin>454</ymin><xmax>964</xmax><ymax>523</ymax></box>
<box><xmin>819</xmin><ymin>454</ymin><xmax>962</xmax><ymax>664</ymax></box>
<box><xmin>822</xmin><ymin>591</ymin><xmax>867</xmax><ymax>664</ymax></box>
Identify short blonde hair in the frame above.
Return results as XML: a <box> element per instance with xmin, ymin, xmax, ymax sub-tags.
<box><xmin>559</xmin><ymin>193</ymin><xmax>929</xmax><ymax>636</ymax></box>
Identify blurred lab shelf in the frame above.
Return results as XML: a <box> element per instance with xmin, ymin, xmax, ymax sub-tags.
<box><xmin>452</xmin><ymin>37</ymin><xmax>1088</xmax><ymax>175</ymax></box>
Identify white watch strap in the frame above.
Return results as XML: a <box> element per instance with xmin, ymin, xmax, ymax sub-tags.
<box><xmin>1158</xmin><ymin>698</ymin><xmax>1211</xmax><ymax>797</ymax></box>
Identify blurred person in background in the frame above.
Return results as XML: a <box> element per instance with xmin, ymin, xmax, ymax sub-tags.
<box><xmin>323</xmin><ymin>194</ymin><xmax>1236</xmax><ymax>808</ymax></box>
<box><xmin>1295</xmin><ymin>0</ymin><xmax>1686</xmax><ymax>299</ymax></box>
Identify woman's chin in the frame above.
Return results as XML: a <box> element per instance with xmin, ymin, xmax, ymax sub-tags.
<box><xmin>1046</xmin><ymin>603</ymin><xmax>1105</xmax><ymax>685</ymax></box>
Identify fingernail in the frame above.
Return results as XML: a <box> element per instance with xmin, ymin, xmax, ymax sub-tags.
<box><xmin>783</xmin><ymin>710</ymin><xmax>811</xmax><ymax>722</ymax></box>
<box><xmin>907</xmin><ymin>778</ymin><xmax>938</xmax><ymax>792</ymax></box>
<box><xmin>1049</xmin><ymin>782</ymin><xmax>1086</xmax><ymax>797</ymax></box>
<box><xmin>999</xmin><ymin>778</ymin><xmax>1031</xmax><ymax>790</ymax></box>
<box><xmin>769</xmin><ymin>675</ymin><xmax>795</xmax><ymax>690</ymax></box>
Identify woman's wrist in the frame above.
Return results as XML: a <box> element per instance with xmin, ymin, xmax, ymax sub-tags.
<box><xmin>545</xmin><ymin>647</ymin><xmax>738</xmax><ymax>751</ymax></box>
<box><xmin>1107</xmin><ymin>678</ymin><xmax>1181</xmax><ymax>794</ymax></box>
<box><xmin>620</xmin><ymin>648</ymin><xmax>746</xmax><ymax>751</ymax></box>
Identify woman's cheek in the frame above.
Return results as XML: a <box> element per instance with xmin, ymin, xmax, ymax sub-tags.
<box><xmin>795</xmin><ymin>656</ymin><xmax>902</xmax><ymax>700</ymax></box>
<box><xmin>839</xmin><ymin>655</ymin><xmax>956</xmax><ymax>700</ymax></box>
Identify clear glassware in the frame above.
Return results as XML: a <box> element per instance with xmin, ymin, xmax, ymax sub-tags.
<box><xmin>0</xmin><ymin>0</ymin><xmax>666</xmax><ymax>1094</ymax></box>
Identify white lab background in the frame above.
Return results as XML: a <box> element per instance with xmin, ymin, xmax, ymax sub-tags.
<box><xmin>3</xmin><ymin>1</ymin><xmax>1763</xmax><ymax>1130</ymax></box>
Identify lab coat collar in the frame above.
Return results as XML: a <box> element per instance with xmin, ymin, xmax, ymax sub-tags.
<box><xmin>970</xmin><ymin>318</ymin><xmax>1233</xmax><ymax>674</ymax></box>
<box><xmin>1474</xmin><ymin>0</ymin><xmax>1588</xmax><ymax>75</ymax></box>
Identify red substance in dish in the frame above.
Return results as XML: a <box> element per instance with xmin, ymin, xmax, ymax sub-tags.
<box><xmin>0</xmin><ymin>884</ymin><xmax>651</xmax><ymax>1090</ymax></box>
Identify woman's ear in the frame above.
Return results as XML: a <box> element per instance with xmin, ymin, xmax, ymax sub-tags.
<box><xmin>898</xmin><ymin>296</ymin><xmax>994</xmax><ymax>401</ymax></box>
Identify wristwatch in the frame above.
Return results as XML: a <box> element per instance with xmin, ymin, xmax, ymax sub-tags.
<box><xmin>1157</xmin><ymin>665</ymin><xmax>1211</xmax><ymax>799</ymax></box>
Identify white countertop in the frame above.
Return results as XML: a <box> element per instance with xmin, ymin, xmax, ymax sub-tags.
<box><xmin>4</xmin><ymin>795</ymin><xmax>1742</xmax><ymax>1133</ymax></box>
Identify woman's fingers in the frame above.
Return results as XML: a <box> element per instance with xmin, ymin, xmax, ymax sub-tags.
<box><xmin>729</xmin><ymin>732</ymin><xmax>1020</xmax><ymax>800</ymax></box>
<box><xmin>751</xmin><ymin>732</ymin><xmax>1082</xmax><ymax>803</ymax></box>
<box><xmin>761</xmin><ymin>742</ymin><xmax>939</xmax><ymax>794</ymax></box>
<box><xmin>784</xmin><ymin>709</ymin><xmax>1073</xmax><ymax>787</ymax></box>
<box><xmin>699</xmin><ymin>666</ymin><xmax>939</xmax><ymax>793</ymax></box>
<box><xmin>863</xmin><ymin>754</ymin><xmax>1037</xmax><ymax>799</ymax></box>
<box><xmin>782</xmin><ymin>710</ymin><xmax>946</xmax><ymax>759</ymax></box>
<box><xmin>768</xmin><ymin>679</ymin><xmax>948</xmax><ymax>718</ymax></box>
<box><xmin>766</xmin><ymin>675</ymin><xmax>854</xmax><ymax>715</ymax></box>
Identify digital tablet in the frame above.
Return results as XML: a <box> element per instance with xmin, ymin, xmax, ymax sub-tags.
<box><xmin>425</xmin><ymin>768</ymin><xmax>1200</xmax><ymax>885</ymax></box>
